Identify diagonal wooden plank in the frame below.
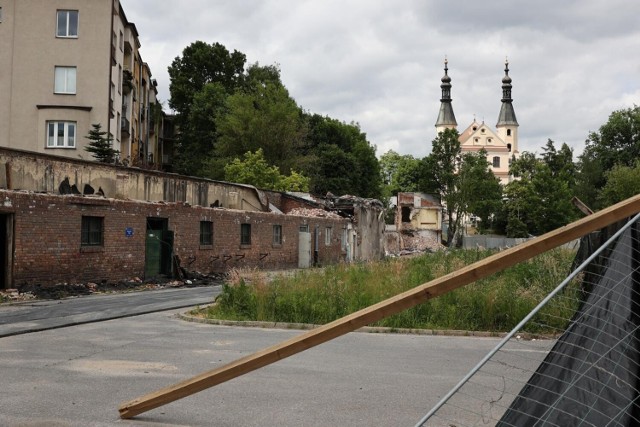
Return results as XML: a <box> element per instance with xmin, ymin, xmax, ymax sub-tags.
<box><xmin>119</xmin><ymin>194</ymin><xmax>640</xmax><ymax>419</ymax></box>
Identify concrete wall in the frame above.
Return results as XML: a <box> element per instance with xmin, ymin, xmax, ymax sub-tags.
<box><xmin>0</xmin><ymin>190</ymin><xmax>348</xmax><ymax>287</ymax></box>
<box><xmin>0</xmin><ymin>147</ymin><xmax>267</xmax><ymax>210</ymax></box>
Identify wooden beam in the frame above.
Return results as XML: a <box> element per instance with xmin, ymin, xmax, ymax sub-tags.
<box><xmin>119</xmin><ymin>194</ymin><xmax>640</xmax><ymax>419</ymax></box>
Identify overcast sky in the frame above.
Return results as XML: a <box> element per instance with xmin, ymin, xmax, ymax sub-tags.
<box><xmin>120</xmin><ymin>0</ymin><xmax>639</xmax><ymax>159</ymax></box>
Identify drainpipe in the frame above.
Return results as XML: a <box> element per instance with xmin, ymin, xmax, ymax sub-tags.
<box><xmin>107</xmin><ymin>1</ymin><xmax>116</xmax><ymax>145</ymax></box>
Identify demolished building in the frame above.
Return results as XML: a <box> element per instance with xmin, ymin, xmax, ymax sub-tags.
<box><xmin>389</xmin><ymin>192</ymin><xmax>443</xmax><ymax>254</ymax></box>
<box><xmin>0</xmin><ymin>148</ymin><xmax>385</xmax><ymax>288</ymax></box>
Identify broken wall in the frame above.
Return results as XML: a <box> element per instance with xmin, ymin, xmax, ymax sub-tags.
<box><xmin>0</xmin><ymin>147</ymin><xmax>265</xmax><ymax>211</ymax></box>
<box><xmin>0</xmin><ymin>190</ymin><xmax>347</xmax><ymax>287</ymax></box>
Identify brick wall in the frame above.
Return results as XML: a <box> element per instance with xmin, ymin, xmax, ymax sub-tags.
<box><xmin>0</xmin><ymin>190</ymin><xmax>347</xmax><ymax>286</ymax></box>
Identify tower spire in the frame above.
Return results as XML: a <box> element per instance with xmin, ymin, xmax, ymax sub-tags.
<box><xmin>496</xmin><ymin>58</ymin><xmax>518</xmax><ymax>126</ymax></box>
<box><xmin>435</xmin><ymin>57</ymin><xmax>457</xmax><ymax>131</ymax></box>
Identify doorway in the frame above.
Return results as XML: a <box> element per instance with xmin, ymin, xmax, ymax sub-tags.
<box><xmin>145</xmin><ymin>218</ymin><xmax>173</xmax><ymax>279</ymax></box>
<box><xmin>0</xmin><ymin>214</ymin><xmax>13</xmax><ymax>289</ymax></box>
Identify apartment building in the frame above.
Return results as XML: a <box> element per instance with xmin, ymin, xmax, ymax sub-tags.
<box><xmin>0</xmin><ymin>0</ymin><xmax>161</xmax><ymax>166</ymax></box>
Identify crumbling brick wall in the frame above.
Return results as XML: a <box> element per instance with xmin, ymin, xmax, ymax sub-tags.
<box><xmin>0</xmin><ymin>190</ymin><xmax>347</xmax><ymax>286</ymax></box>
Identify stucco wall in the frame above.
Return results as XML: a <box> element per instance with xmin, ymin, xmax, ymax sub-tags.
<box><xmin>0</xmin><ymin>147</ymin><xmax>266</xmax><ymax>211</ymax></box>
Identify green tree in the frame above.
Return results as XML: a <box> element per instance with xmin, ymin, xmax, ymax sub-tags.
<box><xmin>168</xmin><ymin>41</ymin><xmax>246</xmax><ymax>117</ymax></box>
<box><xmin>84</xmin><ymin>123</ymin><xmax>118</xmax><ymax>163</ymax></box>
<box><xmin>425</xmin><ymin>128</ymin><xmax>462</xmax><ymax>246</ymax></box>
<box><xmin>379</xmin><ymin>150</ymin><xmax>421</xmax><ymax>199</ymax></box>
<box><xmin>168</xmin><ymin>41</ymin><xmax>247</xmax><ymax>176</ymax></box>
<box><xmin>304</xmin><ymin>115</ymin><xmax>381</xmax><ymax>199</ymax></box>
<box><xmin>598</xmin><ymin>161</ymin><xmax>640</xmax><ymax>207</ymax></box>
<box><xmin>576</xmin><ymin>106</ymin><xmax>640</xmax><ymax>208</ymax></box>
<box><xmin>223</xmin><ymin>149</ymin><xmax>310</xmax><ymax>192</ymax></box>
<box><xmin>458</xmin><ymin>150</ymin><xmax>502</xmax><ymax>232</ymax></box>
<box><xmin>214</xmin><ymin>76</ymin><xmax>305</xmax><ymax>177</ymax></box>
<box><xmin>501</xmin><ymin>152</ymin><xmax>577</xmax><ymax>237</ymax></box>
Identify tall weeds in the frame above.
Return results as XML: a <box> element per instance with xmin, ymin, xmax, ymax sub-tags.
<box><xmin>205</xmin><ymin>249</ymin><xmax>579</xmax><ymax>333</ymax></box>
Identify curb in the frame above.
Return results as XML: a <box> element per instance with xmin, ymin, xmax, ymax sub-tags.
<box><xmin>176</xmin><ymin>310</ymin><xmax>553</xmax><ymax>339</ymax></box>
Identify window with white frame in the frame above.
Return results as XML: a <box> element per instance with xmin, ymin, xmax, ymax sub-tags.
<box><xmin>56</xmin><ymin>10</ymin><xmax>78</xmax><ymax>38</ymax></box>
<box><xmin>54</xmin><ymin>66</ymin><xmax>76</xmax><ymax>94</ymax></box>
<box><xmin>325</xmin><ymin>227</ymin><xmax>332</xmax><ymax>246</ymax></box>
<box><xmin>46</xmin><ymin>121</ymin><xmax>76</xmax><ymax>148</ymax></box>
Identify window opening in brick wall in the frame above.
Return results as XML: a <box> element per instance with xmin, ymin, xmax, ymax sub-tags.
<box><xmin>81</xmin><ymin>216</ymin><xmax>103</xmax><ymax>246</ymax></box>
<box><xmin>241</xmin><ymin>223</ymin><xmax>251</xmax><ymax>245</ymax></box>
<box><xmin>273</xmin><ymin>224</ymin><xmax>282</xmax><ymax>245</ymax></box>
<box><xmin>200</xmin><ymin>221</ymin><xmax>213</xmax><ymax>246</ymax></box>
<box><xmin>325</xmin><ymin>227</ymin><xmax>332</xmax><ymax>245</ymax></box>
<box><xmin>401</xmin><ymin>206</ymin><xmax>411</xmax><ymax>223</ymax></box>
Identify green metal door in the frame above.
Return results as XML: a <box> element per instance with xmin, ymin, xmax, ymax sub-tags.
<box><xmin>145</xmin><ymin>230</ymin><xmax>163</xmax><ymax>278</ymax></box>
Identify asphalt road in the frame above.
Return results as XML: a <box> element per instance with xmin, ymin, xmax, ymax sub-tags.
<box><xmin>0</xmin><ymin>286</ymin><xmax>220</xmax><ymax>337</ymax></box>
<box><xmin>0</xmin><ymin>308</ymin><xmax>515</xmax><ymax>427</ymax></box>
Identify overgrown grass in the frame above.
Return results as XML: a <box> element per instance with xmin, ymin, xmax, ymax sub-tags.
<box><xmin>202</xmin><ymin>248</ymin><xmax>580</xmax><ymax>333</ymax></box>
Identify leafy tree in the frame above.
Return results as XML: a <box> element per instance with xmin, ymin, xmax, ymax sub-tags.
<box><xmin>501</xmin><ymin>152</ymin><xmax>577</xmax><ymax>237</ymax></box>
<box><xmin>84</xmin><ymin>123</ymin><xmax>118</xmax><ymax>163</ymax></box>
<box><xmin>304</xmin><ymin>115</ymin><xmax>381</xmax><ymax>199</ymax></box>
<box><xmin>425</xmin><ymin>128</ymin><xmax>462</xmax><ymax>246</ymax></box>
<box><xmin>458</xmin><ymin>150</ymin><xmax>503</xmax><ymax>232</ymax></box>
<box><xmin>379</xmin><ymin>150</ymin><xmax>421</xmax><ymax>199</ymax></box>
<box><xmin>576</xmin><ymin>106</ymin><xmax>640</xmax><ymax>208</ymax></box>
<box><xmin>223</xmin><ymin>149</ymin><xmax>310</xmax><ymax>192</ymax></box>
<box><xmin>168</xmin><ymin>41</ymin><xmax>247</xmax><ymax>176</ymax></box>
<box><xmin>168</xmin><ymin>41</ymin><xmax>246</xmax><ymax>117</ymax></box>
<box><xmin>598</xmin><ymin>161</ymin><xmax>640</xmax><ymax>207</ymax></box>
<box><xmin>214</xmin><ymin>76</ymin><xmax>305</xmax><ymax>177</ymax></box>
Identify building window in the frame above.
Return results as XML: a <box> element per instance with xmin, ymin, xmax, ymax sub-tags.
<box><xmin>46</xmin><ymin>121</ymin><xmax>76</xmax><ymax>148</ymax></box>
<box><xmin>273</xmin><ymin>225</ymin><xmax>282</xmax><ymax>245</ymax></box>
<box><xmin>54</xmin><ymin>66</ymin><xmax>76</xmax><ymax>94</ymax></box>
<box><xmin>56</xmin><ymin>10</ymin><xmax>78</xmax><ymax>38</ymax></box>
<box><xmin>0</xmin><ymin>7</ymin><xmax>3</xmax><ymax>23</ymax></box>
<box><xmin>118</xmin><ymin>65</ymin><xmax>122</xmax><ymax>94</ymax></box>
<box><xmin>119</xmin><ymin>30</ymin><xmax>124</xmax><ymax>51</ymax></box>
<box><xmin>325</xmin><ymin>227</ymin><xmax>332</xmax><ymax>246</ymax></box>
<box><xmin>507</xmin><ymin>129</ymin><xmax>512</xmax><ymax>136</ymax></box>
<box><xmin>493</xmin><ymin>156</ymin><xmax>501</xmax><ymax>168</ymax></box>
<box><xmin>240</xmin><ymin>223</ymin><xmax>251</xmax><ymax>245</ymax></box>
<box><xmin>200</xmin><ymin>221</ymin><xmax>213</xmax><ymax>246</ymax></box>
<box><xmin>81</xmin><ymin>216</ymin><xmax>103</xmax><ymax>246</ymax></box>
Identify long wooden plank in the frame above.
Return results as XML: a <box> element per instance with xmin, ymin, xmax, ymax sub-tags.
<box><xmin>119</xmin><ymin>194</ymin><xmax>640</xmax><ymax>419</ymax></box>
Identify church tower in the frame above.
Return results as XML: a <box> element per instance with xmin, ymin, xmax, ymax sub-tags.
<box><xmin>495</xmin><ymin>60</ymin><xmax>519</xmax><ymax>154</ymax></box>
<box><xmin>435</xmin><ymin>59</ymin><xmax>457</xmax><ymax>133</ymax></box>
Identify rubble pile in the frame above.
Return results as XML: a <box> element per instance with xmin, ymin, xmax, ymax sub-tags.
<box><xmin>1</xmin><ymin>271</ymin><xmax>226</xmax><ymax>302</ymax></box>
<box><xmin>400</xmin><ymin>232</ymin><xmax>444</xmax><ymax>254</ymax></box>
<box><xmin>288</xmin><ymin>207</ymin><xmax>342</xmax><ymax>219</ymax></box>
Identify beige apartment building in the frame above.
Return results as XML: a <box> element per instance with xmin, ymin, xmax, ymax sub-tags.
<box><xmin>435</xmin><ymin>59</ymin><xmax>520</xmax><ymax>185</ymax></box>
<box><xmin>0</xmin><ymin>0</ymin><xmax>162</xmax><ymax>166</ymax></box>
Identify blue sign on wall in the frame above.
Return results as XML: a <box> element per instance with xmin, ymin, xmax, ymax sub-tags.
<box><xmin>125</xmin><ymin>227</ymin><xmax>134</xmax><ymax>237</ymax></box>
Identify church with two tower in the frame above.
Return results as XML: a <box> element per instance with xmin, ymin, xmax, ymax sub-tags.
<box><xmin>435</xmin><ymin>59</ymin><xmax>520</xmax><ymax>185</ymax></box>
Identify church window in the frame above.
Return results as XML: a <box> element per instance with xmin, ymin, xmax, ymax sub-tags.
<box><xmin>481</xmin><ymin>128</ymin><xmax>485</xmax><ymax>133</ymax></box>
<box><xmin>472</xmin><ymin>126</ymin><xmax>477</xmax><ymax>131</ymax></box>
<box><xmin>507</xmin><ymin>129</ymin><xmax>512</xmax><ymax>136</ymax></box>
<box><xmin>493</xmin><ymin>156</ymin><xmax>500</xmax><ymax>168</ymax></box>
<box><xmin>488</xmin><ymin>138</ymin><xmax>492</xmax><ymax>143</ymax></box>
<box><xmin>507</xmin><ymin>143</ymin><xmax>512</xmax><ymax>152</ymax></box>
